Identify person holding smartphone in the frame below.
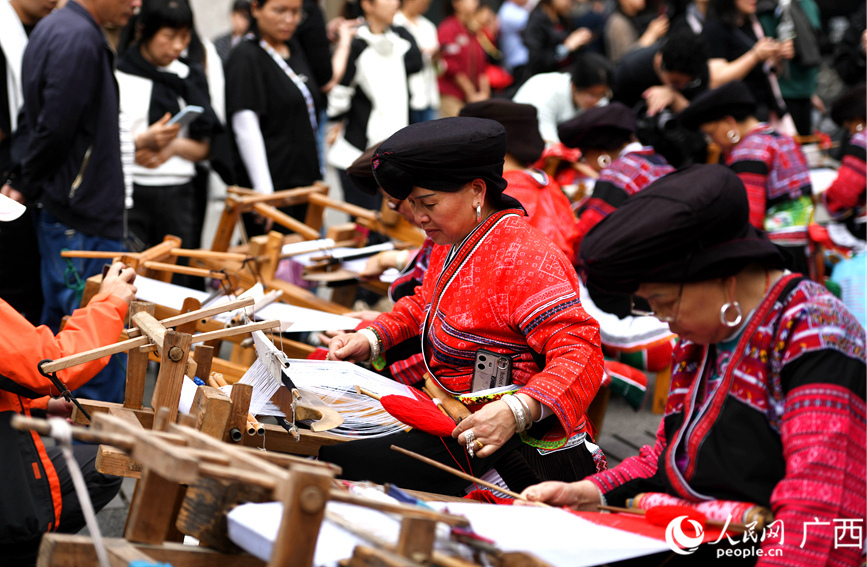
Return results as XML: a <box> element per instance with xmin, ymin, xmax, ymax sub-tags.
<box><xmin>116</xmin><ymin>0</ymin><xmax>219</xmax><ymax>261</ymax></box>
<box><xmin>324</xmin><ymin>117</ymin><xmax>605</xmax><ymax>496</ymax></box>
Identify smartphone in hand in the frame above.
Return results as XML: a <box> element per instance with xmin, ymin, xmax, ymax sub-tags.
<box><xmin>166</xmin><ymin>105</ymin><xmax>204</xmax><ymax>127</ymax></box>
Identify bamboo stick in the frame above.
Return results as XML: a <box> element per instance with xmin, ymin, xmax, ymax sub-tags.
<box><xmin>140</xmin><ymin>261</ymin><xmax>228</xmax><ymax>280</ymax></box>
<box><xmin>168</xmin><ymin>249</ymin><xmax>250</xmax><ymax>262</ymax></box>
<box><xmin>138</xmin><ymin>320</ymin><xmax>280</xmax><ymax>353</ymax></box>
<box><xmin>328</xmin><ymin>489</ymin><xmax>469</xmax><ymax>526</ymax></box>
<box><xmin>42</xmin><ymin>317</ymin><xmax>274</xmax><ymax>374</ymax></box>
<box><xmin>390</xmin><ymin>445</ymin><xmax>546</xmax><ymax>505</ymax></box>
<box><xmin>127</xmin><ymin>297</ymin><xmax>254</xmax><ymax>339</ymax></box>
<box><xmin>60</xmin><ymin>250</ymin><xmax>127</xmax><ymax>259</ymax></box>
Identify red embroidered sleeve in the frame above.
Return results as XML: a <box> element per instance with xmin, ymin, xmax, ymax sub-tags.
<box><xmin>757</xmin><ymin>385</ymin><xmax>866</xmax><ymax>567</ymax></box>
<box><xmin>586</xmin><ymin>417</ymin><xmax>667</xmax><ymax>494</ymax></box>
<box><xmin>0</xmin><ymin>293</ymin><xmax>128</xmax><ymax>395</ymax></box>
<box><xmin>515</xmin><ymin>280</ymin><xmax>604</xmax><ymax>435</ymax></box>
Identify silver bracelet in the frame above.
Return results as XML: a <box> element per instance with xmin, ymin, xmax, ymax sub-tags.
<box><xmin>357</xmin><ymin>328</ymin><xmax>381</xmax><ymax>362</ymax></box>
<box><xmin>502</xmin><ymin>394</ymin><xmax>529</xmax><ymax>433</ymax></box>
<box><xmin>513</xmin><ymin>393</ymin><xmax>533</xmax><ymax>425</ymax></box>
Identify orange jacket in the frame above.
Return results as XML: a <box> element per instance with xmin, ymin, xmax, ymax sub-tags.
<box><xmin>0</xmin><ymin>292</ymin><xmax>127</xmax><ymax>542</ymax></box>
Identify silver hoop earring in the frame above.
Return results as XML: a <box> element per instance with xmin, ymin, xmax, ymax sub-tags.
<box><xmin>719</xmin><ymin>302</ymin><xmax>743</xmax><ymax>328</ymax></box>
<box><xmin>476</xmin><ymin>203</ymin><xmax>482</xmax><ymax>222</ymax></box>
<box><xmin>726</xmin><ymin>129</ymin><xmax>740</xmax><ymax>144</ymax></box>
<box><xmin>597</xmin><ymin>154</ymin><xmax>612</xmax><ymax>168</ymax></box>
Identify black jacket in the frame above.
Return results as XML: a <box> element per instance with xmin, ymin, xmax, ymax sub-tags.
<box><xmin>16</xmin><ymin>1</ymin><xmax>124</xmax><ymax>239</ymax></box>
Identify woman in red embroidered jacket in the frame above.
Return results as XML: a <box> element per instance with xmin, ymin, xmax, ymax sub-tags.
<box><xmin>680</xmin><ymin>80</ymin><xmax>813</xmax><ymax>275</ymax></box>
<box><xmin>0</xmin><ymin>250</ymin><xmax>137</xmax><ymax>565</ymax></box>
<box><xmin>522</xmin><ymin>165</ymin><xmax>865</xmax><ymax>566</ymax></box>
<box><xmin>324</xmin><ymin>117</ymin><xmax>604</xmax><ymax>495</ymax></box>
<box><xmin>459</xmin><ymin>99</ymin><xmax>581</xmax><ymax>264</ymax></box>
<box><xmin>558</xmin><ymin>102</ymin><xmax>674</xmax><ymax>253</ymax></box>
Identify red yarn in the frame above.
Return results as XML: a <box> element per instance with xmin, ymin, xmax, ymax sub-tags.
<box><xmin>380</xmin><ymin>394</ymin><xmax>457</xmax><ymax>437</ymax></box>
<box><xmin>464</xmin><ymin>489</ymin><xmax>515</xmax><ymax>504</ymax></box>
<box><xmin>645</xmin><ymin>505</ymin><xmax>708</xmax><ymax>530</ymax></box>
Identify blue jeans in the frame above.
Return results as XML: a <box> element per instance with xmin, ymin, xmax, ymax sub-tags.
<box><xmin>35</xmin><ymin>210</ymin><xmax>126</xmax><ymax>403</ymax></box>
<box><xmin>410</xmin><ymin>107</ymin><xmax>438</xmax><ymax>124</ymax></box>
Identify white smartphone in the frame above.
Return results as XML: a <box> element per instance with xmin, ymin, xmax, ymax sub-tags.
<box><xmin>166</xmin><ymin>105</ymin><xmax>204</xmax><ymax>127</ymax></box>
<box><xmin>471</xmin><ymin>349</ymin><xmax>512</xmax><ymax>392</ymax></box>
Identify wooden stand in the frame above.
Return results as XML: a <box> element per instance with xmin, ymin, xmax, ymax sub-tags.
<box><xmin>15</xmin><ymin>414</ymin><xmax>478</xmax><ymax>567</ymax></box>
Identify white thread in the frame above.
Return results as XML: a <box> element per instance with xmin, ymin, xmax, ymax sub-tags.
<box><xmin>49</xmin><ymin>418</ymin><xmax>111</xmax><ymax>567</ymax></box>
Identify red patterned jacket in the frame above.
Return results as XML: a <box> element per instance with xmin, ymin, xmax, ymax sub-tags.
<box><xmin>369</xmin><ymin>209</ymin><xmax>604</xmax><ymax>447</ymax></box>
<box><xmin>587</xmin><ymin>275</ymin><xmax>866</xmax><ymax>566</ymax></box>
<box><xmin>727</xmin><ymin>124</ymin><xmax>813</xmax><ymax>246</ymax></box>
<box><xmin>574</xmin><ymin>147</ymin><xmax>674</xmax><ymax>250</ymax></box>
<box><xmin>503</xmin><ymin>169</ymin><xmax>580</xmax><ymax>264</ymax></box>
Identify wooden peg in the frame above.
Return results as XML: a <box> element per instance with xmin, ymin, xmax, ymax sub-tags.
<box><xmin>125</xmin><ymin>301</ymin><xmax>154</xmax><ymax>410</ymax></box>
<box><xmin>150</xmin><ymin>330</ymin><xmax>191</xmax><ymax>421</ymax></box>
<box><xmin>225</xmin><ymin>382</ymin><xmax>252</xmax><ymax>443</ymax></box>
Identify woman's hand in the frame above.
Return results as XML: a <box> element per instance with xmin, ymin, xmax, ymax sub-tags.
<box><xmin>563</xmin><ymin>27</ymin><xmax>593</xmax><ymax>52</ymax></box>
<box><xmin>777</xmin><ymin>38</ymin><xmax>795</xmax><ymax>60</ymax></box>
<box><xmin>642</xmin><ymin>14</ymin><xmax>669</xmax><ymax>45</ymax></box>
<box><xmin>1</xmin><ymin>183</ymin><xmax>25</xmax><ymax>205</ymax></box>
<box><xmin>327</xmin><ymin>332</ymin><xmax>372</xmax><ymax>362</ymax></box>
<box><xmin>452</xmin><ymin>399</ymin><xmax>518</xmax><ymax>458</ymax></box>
<box><xmin>135</xmin><ymin>145</ymin><xmax>173</xmax><ymax>169</ymax></box>
<box><xmin>46</xmin><ymin>397</ymin><xmax>74</xmax><ymax>420</ymax></box>
<box><xmin>317</xmin><ymin>311</ymin><xmax>380</xmax><ymax>346</ymax></box>
<box><xmin>751</xmin><ymin>37</ymin><xmax>779</xmax><ymax>63</ymax></box>
<box><xmin>360</xmin><ymin>253</ymin><xmax>389</xmax><ymax>279</ymax></box>
<box><xmin>136</xmin><ymin>112</ymin><xmax>180</xmax><ymax>152</ymax></box>
<box><xmin>517</xmin><ymin>480</ymin><xmax>603</xmax><ymax>510</ymax></box>
<box><xmin>99</xmin><ymin>262</ymin><xmax>137</xmax><ymax>305</ymax></box>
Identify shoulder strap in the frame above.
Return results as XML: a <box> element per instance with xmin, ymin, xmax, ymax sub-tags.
<box><xmin>0</xmin><ymin>373</ymin><xmax>43</xmax><ymax>399</ymax></box>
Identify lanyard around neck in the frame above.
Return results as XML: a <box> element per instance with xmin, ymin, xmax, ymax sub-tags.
<box><xmin>258</xmin><ymin>39</ymin><xmax>318</xmax><ymax>132</ymax></box>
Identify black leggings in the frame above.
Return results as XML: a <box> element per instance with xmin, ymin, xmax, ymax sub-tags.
<box><xmin>0</xmin><ymin>444</ymin><xmax>122</xmax><ymax>567</ymax></box>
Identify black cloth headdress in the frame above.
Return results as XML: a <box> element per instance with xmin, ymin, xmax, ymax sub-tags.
<box><xmin>678</xmin><ymin>80</ymin><xmax>757</xmax><ymax>130</ymax></box>
<box><xmin>459</xmin><ymin>99</ymin><xmax>546</xmax><ymax>166</ymax></box>
<box><xmin>372</xmin><ymin>117</ymin><xmax>510</xmax><ymax>206</ymax></box>
<box><xmin>577</xmin><ymin>164</ymin><xmax>786</xmax><ymax>294</ymax></box>
<box><xmin>558</xmin><ymin>102</ymin><xmax>636</xmax><ymax>151</ymax></box>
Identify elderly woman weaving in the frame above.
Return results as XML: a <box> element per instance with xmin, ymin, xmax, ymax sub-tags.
<box><xmin>324</xmin><ymin>117</ymin><xmax>605</xmax><ymax>495</ymax></box>
<box><xmin>520</xmin><ymin>165</ymin><xmax>866</xmax><ymax>566</ymax></box>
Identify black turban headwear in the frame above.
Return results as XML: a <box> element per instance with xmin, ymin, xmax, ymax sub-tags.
<box><xmin>459</xmin><ymin>99</ymin><xmax>546</xmax><ymax>166</ymax></box>
<box><xmin>577</xmin><ymin>164</ymin><xmax>786</xmax><ymax>295</ymax></box>
<box><xmin>372</xmin><ymin>117</ymin><xmax>512</xmax><ymax>207</ymax></box>
<box><xmin>558</xmin><ymin>102</ymin><xmax>636</xmax><ymax>151</ymax></box>
<box><xmin>346</xmin><ymin>142</ymin><xmax>382</xmax><ymax>196</ymax></box>
<box><xmin>678</xmin><ymin>81</ymin><xmax>757</xmax><ymax>130</ymax></box>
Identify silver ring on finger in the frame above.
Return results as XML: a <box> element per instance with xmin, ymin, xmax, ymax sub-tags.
<box><xmin>465</xmin><ymin>430</ymin><xmax>475</xmax><ymax>458</ymax></box>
